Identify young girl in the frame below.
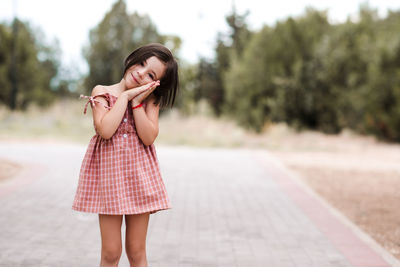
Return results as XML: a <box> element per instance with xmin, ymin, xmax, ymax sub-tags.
<box><xmin>72</xmin><ymin>43</ymin><xmax>178</xmax><ymax>267</ymax></box>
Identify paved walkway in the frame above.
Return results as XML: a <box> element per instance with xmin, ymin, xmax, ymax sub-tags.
<box><xmin>0</xmin><ymin>142</ymin><xmax>398</xmax><ymax>267</ymax></box>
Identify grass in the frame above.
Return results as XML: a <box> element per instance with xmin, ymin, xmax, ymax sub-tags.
<box><xmin>0</xmin><ymin>98</ymin><xmax>393</xmax><ymax>154</ymax></box>
<box><xmin>0</xmin><ymin>98</ymin><xmax>386</xmax><ymax>153</ymax></box>
<box><xmin>0</xmin><ymin>98</ymin><xmax>301</xmax><ymax>149</ymax></box>
<box><xmin>0</xmin><ymin>99</ymin><xmax>96</xmax><ymax>143</ymax></box>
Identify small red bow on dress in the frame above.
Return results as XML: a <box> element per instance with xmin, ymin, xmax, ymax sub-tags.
<box><xmin>80</xmin><ymin>94</ymin><xmax>111</xmax><ymax>114</ymax></box>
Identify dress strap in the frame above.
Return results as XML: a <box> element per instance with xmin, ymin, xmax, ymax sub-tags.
<box><xmin>80</xmin><ymin>94</ymin><xmax>111</xmax><ymax>114</ymax></box>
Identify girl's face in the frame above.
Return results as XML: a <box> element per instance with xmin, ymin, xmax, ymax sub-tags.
<box><xmin>124</xmin><ymin>56</ymin><xmax>166</xmax><ymax>88</ymax></box>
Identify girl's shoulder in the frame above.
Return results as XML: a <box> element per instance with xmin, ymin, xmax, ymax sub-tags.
<box><xmin>91</xmin><ymin>85</ymin><xmax>110</xmax><ymax>97</ymax></box>
<box><xmin>92</xmin><ymin>84</ymin><xmax>121</xmax><ymax>99</ymax></box>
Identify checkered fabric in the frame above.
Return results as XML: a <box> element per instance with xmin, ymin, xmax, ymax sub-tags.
<box><xmin>72</xmin><ymin>93</ymin><xmax>171</xmax><ymax>215</ymax></box>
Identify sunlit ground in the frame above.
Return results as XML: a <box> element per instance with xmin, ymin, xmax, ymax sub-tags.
<box><xmin>1</xmin><ymin>99</ymin><xmax>400</xmax><ymax>260</ymax></box>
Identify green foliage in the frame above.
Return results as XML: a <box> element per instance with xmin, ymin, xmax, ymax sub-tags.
<box><xmin>193</xmin><ymin>58</ymin><xmax>223</xmax><ymax>115</ymax></box>
<box><xmin>220</xmin><ymin>5</ymin><xmax>400</xmax><ymax>142</ymax></box>
<box><xmin>362</xmin><ymin>10</ymin><xmax>400</xmax><ymax>141</ymax></box>
<box><xmin>173</xmin><ymin>62</ymin><xmax>197</xmax><ymax>114</ymax></box>
<box><xmin>224</xmin><ymin>9</ymin><xmax>331</xmax><ymax>132</ymax></box>
<box><xmin>312</xmin><ymin>7</ymin><xmax>400</xmax><ymax>140</ymax></box>
<box><xmin>0</xmin><ymin>19</ymin><xmax>60</xmax><ymax>109</ymax></box>
<box><xmin>225</xmin><ymin>7</ymin><xmax>253</xmax><ymax>58</ymax></box>
<box><xmin>83</xmin><ymin>0</ymin><xmax>181</xmax><ymax>92</ymax></box>
<box><xmin>4</xmin><ymin>0</ymin><xmax>399</xmax><ymax>143</ymax></box>
<box><xmin>188</xmin><ymin>7</ymin><xmax>252</xmax><ymax>116</ymax></box>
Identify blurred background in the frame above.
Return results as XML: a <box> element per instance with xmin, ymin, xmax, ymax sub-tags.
<box><xmin>0</xmin><ymin>0</ymin><xmax>400</xmax><ymax>144</ymax></box>
<box><xmin>1</xmin><ymin>0</ymin><xmax>400</xmax><ymax>261</ymax></box>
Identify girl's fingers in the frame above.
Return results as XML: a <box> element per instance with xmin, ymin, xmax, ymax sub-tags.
<box><xmin>142</xmin><ymin>80</ymin><xmax>159</xmax><ymax>91</ymax></box>
<box><xmin>133</xmin><ymin>82</ymin><xmax>159</xmax><ymax>102</ymax></box>
<box><xmin>127</xmin><ymin>80</ymin><xmax>160</xmax><ymax>100</ymax></box>
<box><xmin>149</xmin><ymin>82</ymin><xmax>159</xmax><ymax>90</ymax></box>
<box><xmin>135</xmin><ymin>82</ymin><xmax>155</xmax><ymax>94</ymax></box>
<box><xmin>145</xmin><ymin>81</ymin><xmax>160</xmax><ymax>92</ymax></box>
<box><xmin>141</xmin><ymin>84</ymin><xmax>158</xmax><ymax>98</ymax></box>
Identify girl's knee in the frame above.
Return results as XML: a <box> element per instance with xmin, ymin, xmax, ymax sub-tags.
<box><xmin>102</xmin><ymin>246</ymin><xmax>122</xmax><ymax>264</ymax></box>
<box><xmin>126</xmin><ymin>245</ymin><xmax>146</xmax><ymax>263</ymax></box>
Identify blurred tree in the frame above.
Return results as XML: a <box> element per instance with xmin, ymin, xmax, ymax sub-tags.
<box><xmin>224</xmin><ymin>26</ymin><xmax>274</xmax><ymax>131</ymax></box>
<box><xmin>224</xmin><ymin>8</ymin><xmax>330</xmax><ymax>132</ymax></box>
<box><xmin>193</xmin><ymin>58</ymin><xmax>221</xmax><ymax>113</ymax></box>
<box><xmin>314</xmin><ymin>5</ymin><xmax>391</xmax><ymax>135</ymax></box>
<box><xmin>0</xmin><ymin>19</ymin><xmax>60</xmax><ymax>109</ymax></box>
<box><xmin>173</xmin><ymin>62</ymin><xmax>197</xmax><ymax>114</ymax></box>
<box><xmin>222</xmin><ymin>4</ymin><xmax>400</xmax><ymax>142</ymax></box>
<box><xmin>84</xmin><ymin>0</ymin><xmax>181</xmax><ymax>92</ymax></box>
<box><xmin>225</xmin><ymin>6</ymin><xmax>252</xmax><ymax>58</ymax></box>
<box><xmin>279</xmin><ymin>9</ymin><xmax>334</xmax><ymax>132</ymax></box>
<box><xmin>191</xmin><ymin>6</ymin><xmax>252</xmax><ymax>116</ymax></box>
<box><xmin>363</xmin><ymin>9</ymin><xmax>400</xmax><ymax>141</ymax></box>
<box><xmin>0</xmin><ymin>23</ymin><xmax>11</xmax><ymax>106</ymax></box>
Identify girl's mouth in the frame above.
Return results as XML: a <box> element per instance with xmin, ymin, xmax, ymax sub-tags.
<box><xmin>131</xmin><ymin>73</ymin><xmax>139</xmax><ymax>84</ymax></box>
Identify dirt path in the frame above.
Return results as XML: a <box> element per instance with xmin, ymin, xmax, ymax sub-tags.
<box><xmin>0</xmin><ymin>159</ymin><xmax>21</xmax><ymax>182</ymax></box>
<box><xmin>269</xmin><ymin>131</ymin><xmax>400</xmax><ymax>261</ymax></box>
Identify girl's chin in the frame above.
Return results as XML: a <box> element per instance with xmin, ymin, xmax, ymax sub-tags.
<box><xmin>124</xmin><ymin>79</ymin><xmax>135</xmax><ymax>88</ymax></box>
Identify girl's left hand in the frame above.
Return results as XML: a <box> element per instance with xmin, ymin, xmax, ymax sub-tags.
<box><xmin>131</xmin><ymin>80</ymin><xmax>160</xmax><ymax>106</ymax></box>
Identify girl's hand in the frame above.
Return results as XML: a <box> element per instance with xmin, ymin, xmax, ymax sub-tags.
<box><xmin>122</xmin><ymin>80</ymin><xmax>160</xmax><ymax>101</ymax></box>
<box><xmin>131</xmin><ymin>80</ymin><xmax>160</xmax><ymax>106</ymax></box>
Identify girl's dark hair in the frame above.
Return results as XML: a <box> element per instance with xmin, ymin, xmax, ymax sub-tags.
<box><xmin>124</xmin><ymin>43</ymin><xmax>179</xmax><ymax>108</ymax></box>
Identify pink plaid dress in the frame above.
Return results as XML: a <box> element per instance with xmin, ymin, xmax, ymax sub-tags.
<box><xmin>72</xmin><ymin>92</ymin><xmax>171</xmax><ymax>215</ymax></box>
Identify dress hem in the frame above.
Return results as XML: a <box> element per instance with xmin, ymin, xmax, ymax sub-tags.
<box><xmin>71</xmin><ymin>206</ymin><xmax>172</xmax><ymax>215</ymax></box>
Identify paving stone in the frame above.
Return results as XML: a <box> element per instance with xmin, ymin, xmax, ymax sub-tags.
<box><xmin>0</xmin><ymin>143</ymin><xmax>396</xmax><ymax>267</ymax></box>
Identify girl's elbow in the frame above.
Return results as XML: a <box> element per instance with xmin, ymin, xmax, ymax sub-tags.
<box><xmin>98</xmin><ymin>129</ymin><xmax>113</xmax><ymax>140</ymax></box>
<box><xmin>142</xmin><ymin>140</ymin><xmax>153</xmax><ymax>146</ymax></box>
<box><xmin>99</xmin><ymin>133</ymin><xmax>113</xmax><ymax>140</ymax></box>
<box><xmin>142</xmin><ymin>137</ymin><xmax>155</xmax><ymax>146</ymax></box>
<box><xmin>142</xmin><ymin>132</ymin><xmax>158</xmax><ymax>146</ymax></box>
<box><xmin>95</xmin><ymin>122</ymin><xmax>116</xmax><ymax>140</ymax></box>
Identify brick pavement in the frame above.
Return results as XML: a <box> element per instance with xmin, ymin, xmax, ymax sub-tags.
<box><xmin>0</xmin><ymin>142</ymin><xmax>398</xmax><ymax>267</ymax></box>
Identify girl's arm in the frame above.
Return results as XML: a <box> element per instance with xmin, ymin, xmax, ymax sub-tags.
<box><xmin>132</xmin><ymin>94</ymin><xmax>160</xmax><ymax>146</ymax></box>
<box><xmin>91</xmin><ymin>82</ymin><xmax>158</xmax><ymax>139</ymax></box>
<box><xmin>91</xmin><ymin>86</ymin><xmax>129</xmax><ymax>139</ymax></box>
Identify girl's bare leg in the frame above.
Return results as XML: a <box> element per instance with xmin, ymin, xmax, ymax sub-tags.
<box><xmin>98</xmin><ymin>214</ymin><xmax>123</xmax><ymax>267</ymax></box>
<box><xmin>125</xmin><ymin>212</ymin><xmax>150</xmax><ymax>267</ymax></box>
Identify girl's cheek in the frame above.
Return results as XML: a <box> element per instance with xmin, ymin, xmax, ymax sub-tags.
<box><xmin>143</xmin><ymin>77</ymin><xmax>153</xmax><ymax>84</ymax></box>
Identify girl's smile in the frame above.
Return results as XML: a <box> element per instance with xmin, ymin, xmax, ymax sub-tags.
<box><xmin>131</xmin><ymin>72</ymin><xmax>139</xmax><ymax>84</ymax></box>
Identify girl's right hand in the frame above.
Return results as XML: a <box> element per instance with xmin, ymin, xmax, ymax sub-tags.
<box><xmin>122</xmin><ymin>80</ymin><xmax>160</xmax><ymax>101</ymax></box>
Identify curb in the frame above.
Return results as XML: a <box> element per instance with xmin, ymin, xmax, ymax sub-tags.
<box><xmin>255</xmin><ymin>149</ymin><xmax>400</xmax><ymax>267</ymax></box>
